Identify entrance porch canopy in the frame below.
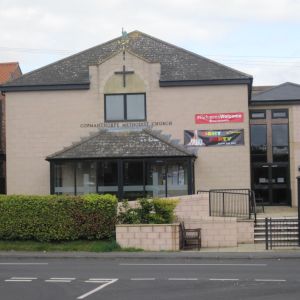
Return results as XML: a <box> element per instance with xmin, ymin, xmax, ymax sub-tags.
<box><xmin>46</xmin><ymin>129</ymin><xmax>196</xmax><ymax>200</ymax></box>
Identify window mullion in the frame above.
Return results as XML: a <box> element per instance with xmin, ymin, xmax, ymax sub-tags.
<box><xmin>124</xmin><ymin>95</ymin><xmax>127</xmax><ymax>120</ymax></box>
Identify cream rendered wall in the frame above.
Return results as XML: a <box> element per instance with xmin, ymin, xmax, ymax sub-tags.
<box><xmin>291</xmin><ymin>105</ymin><xmax>300</xmax><ymax>207</ymax></box>
<box><xmin>6</xmin><ymin>51</ymin><xmax>250</xmax><ymax>194</ymax></box>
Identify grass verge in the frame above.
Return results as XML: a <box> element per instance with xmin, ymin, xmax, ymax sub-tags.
<box><xmin>0</xmin><ymin>240</ymin><xmax>142</xmax><ymax>252</ymax></box>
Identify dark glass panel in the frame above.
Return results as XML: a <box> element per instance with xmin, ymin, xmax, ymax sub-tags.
<box><xmin>272</xmin><ymin>188</ymin><xmax>290</xmax><ymax>205</ymax></box>
<box><xmin>123</xmin><ymin>161</ymin><xmax>144</xmax><ymax>200</ymax></box>
<box><xmin>145</xmin><ymin>162</ymin><xmax>166</xmax><ymax>198</ymax></box>
<box><xmin>54</xmin><ymin>162</ymin><xmax>75</xmax><ymax>195</ymax></box>
<box><xmin>272</xmin><ymin>124</ymin><xmax>288</xmax><ymax>146</ymax></box>
<box><xmin>250</xmin><ymin>125</ymin><xmax>267</xmax><ymax>162</ymax></box>
<box><xmin>97</xmin><ymin>161</ymin><xmax>118</xmax><ymax>194</ymax></box>
<box><xmin>271</xmin><ymin>165</ymin><xmax>288</xmax><ymax>184</ymax></box>
<box><xmin>253</xmin><ymin>166</ymin><xmax>269</xmax><ymax>185</ymax></box>
<box><xmin>76</xmin><ymin>161</ymin><xmax>96</xmax><ymax>195</ymax></box>
<box><xmin>273</xmin><ymin>146</ymin><xmax>289</xmax><ymax>162</ymax></box>
<box><xmin>272</xmin><ymin>124</ymin><xmax>289</xmax><ymax>162</ymax></box>
<box><xmin>167</xmin><ymin>161</ymin><xmax>188</xmax><ymax>196</ymax></box>
<box><xmin>254</xmin><ymin>188</ymin><xmax>269</xmax><ymax>206</ymax></box>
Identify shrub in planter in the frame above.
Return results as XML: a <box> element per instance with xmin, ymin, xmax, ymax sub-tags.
<box><xmin>153</xmin><ymin>198</ymin><xmax>178</xmax><ymax>224</ymax></box>
<box><xmin>118</xmin><ymin>198</ymin><xmax>179</xmax><ymax>224</ymax></box>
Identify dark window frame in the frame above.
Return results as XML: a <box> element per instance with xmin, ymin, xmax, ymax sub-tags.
<box><xmin>249</xmin><ymin>109</ymin><xmax>266</xmax><ymax>120</ymax></box>
<box><xmin>104</xmin><ymin>93</ymin><xmax>147</xmax><ymax>122</ymax></box>
<box><xmin>271</xmin><ymin>109</ymin><xmax>288</xmax><ymax>119</ymax></box>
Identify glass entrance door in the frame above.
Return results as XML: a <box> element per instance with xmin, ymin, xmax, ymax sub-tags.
<box><xmin>252</xmin><ymin>163</ymin><xmax>290</xmax><ymax>205</ymax></box>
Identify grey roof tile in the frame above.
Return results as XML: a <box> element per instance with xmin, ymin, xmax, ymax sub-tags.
<box><xmin>46</xmin><ymin>129</ymin><xmax>195</xmax><ymax>160</ymax></box>
<box><xmin>252</xmin><ymin>82</ymin><xmax>300</xmax><ymax>101</ymax></box>
<box><xmin>4</xmin><ymin>31</ymin><xmax>251</xmax><ymax>89</ymax></box>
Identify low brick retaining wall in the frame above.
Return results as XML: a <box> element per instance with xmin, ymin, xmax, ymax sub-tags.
<box><xmin>116</xmin><ymin>224</ymin><xmax>180</xmax><ymax>251</ymax></box>
<box><xmin>116</xmin><ymin>193</ymin><xmax>255</xmax><ymax>250</ymax></box>
<box><xmin>237</xmin><ymin>219</ymin><xmax>254</xmax><ymax>244</ymax></box>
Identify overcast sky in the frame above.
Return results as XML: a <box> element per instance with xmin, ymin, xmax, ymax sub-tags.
<box><xmin>1</xmin><ymin>0</ymin><xmax>300</xmax><ymax>85</ymax></box>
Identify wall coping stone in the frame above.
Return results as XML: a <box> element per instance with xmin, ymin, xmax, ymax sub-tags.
<box><xmin>116</xmin><ymin>223</ymin><xmax>180</xmax><ymax>227</ymax></box>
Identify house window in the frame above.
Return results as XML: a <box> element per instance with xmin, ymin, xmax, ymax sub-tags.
<box><xmin>105</xmin><ymin>93</ymin><xmax>146</xmax><ymax>121</ymax></box>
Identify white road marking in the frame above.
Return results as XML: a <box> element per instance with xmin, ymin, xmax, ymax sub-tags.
<box><xmin>50</xmin><ymin>278</ymin><xmax>75</xmax><ymax>280</ymax></box>
<box><xmin>120</xmin><ymin>263</ymin><xmax>267</xmax><ymax>267</ymax></box>
<box><xmin>255</xmin><ymin>279</ymin><xmax>286</xmax><ymax>282</ymax></box>
<box><xmin>45</xmin><ymin>279</ymin><xmax>72</xmax><ymax>283</ymax></box>
<box><xmin>85</xmin><ymin>280</ymin><xmax>108</xmax><ymax>283</ymax></box>
<box><xmin>0</xmin><ymin>263</ymin><xmax>48</xmax><ymax>265</ymax></box>
<box><xmin>168</xmin><ymin>278</ymin><xmax>198</xmax><ymax>281</ymax></box>
<box><xmin>5</xmin><ymin>279</ymin><xmax>33</xmax><ymax>282</ymax></box>
<box><xmin>88</xmin><ymin>278</ymin><xmax>117</xmax><ymax>281</ymax></box>
<box><xmin>11</xmin><ymin>277</ymin><xmax>37</xmax><ymax>280</ymax></box>
<box><xmin>210</xmin><ymin>278</ymin><xmax>239</xmax><ymax>281</ymax></box>
<box><xmin>77</xmin><ymin>279</ymin><xmax>118</xmax><ymax>299</ymax></box>
<box><xmin>131</xmin><ymin>278</ymin><xmax>156</xmax><ymax>281</ymax></box>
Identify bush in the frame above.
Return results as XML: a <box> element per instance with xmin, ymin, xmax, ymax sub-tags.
<box><xmin>118</xmin><ymin>198</ymin><xmax>179</xmax><ymax>224</ymax></box>
<box><xmin>0</xmin><ymin>194</ymin><xmax>118</xmax><ymax>242</ymax></box>
<box><xmin>153</xmin><ymin>198</ymin><xmax>178</xmax><ymax>224</ymax></box>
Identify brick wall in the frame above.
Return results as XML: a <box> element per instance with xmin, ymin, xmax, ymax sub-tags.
<box><xmin>116</xmin><ymin>224</ymin><xmax>180</xmax><ymax>251</ymax></box>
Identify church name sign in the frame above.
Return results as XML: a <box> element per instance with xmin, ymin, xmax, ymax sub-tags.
<box><xmin>80</xmin><ymin>121</ymin><xmax>173</xmax><ymax>128</ymax></box>
<box><xmin>195</xmin><ymin>112</ymin><xmax>244</xmax><ymax>124</ymax></box>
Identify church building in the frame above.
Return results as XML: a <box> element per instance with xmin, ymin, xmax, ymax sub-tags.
<box><xmin>1</xmin><ymin>31</ymin><xmax>299</xmax><ymax>207</ymax></box>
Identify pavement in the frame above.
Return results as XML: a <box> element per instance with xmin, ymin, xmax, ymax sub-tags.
<box><xmin>0</xmin><ymin>243</ymin><xmax>300</xmax><ymax>259</ymax></box>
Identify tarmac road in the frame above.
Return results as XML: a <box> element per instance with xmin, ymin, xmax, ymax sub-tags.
<box><xmin>1</xmin><ymin>255</ymin><xmax>300</xmax><ymax>300</ymax></box>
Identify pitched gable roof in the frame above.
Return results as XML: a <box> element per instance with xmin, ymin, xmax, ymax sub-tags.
<box><xmin>2</xmin><ymin>31</ymin><xmax>252</xmax><ymax>92</ymax></box>
<box><xmin>252</xmin><ymin>82</ymin><xmax>300</xmax><ymax>102</ymax></box>
<box><xmin>0</xmin><ymin>62</ymin><xmax>22</xmax><ymax>84</ymax></box>
<box><xmin>46</xmin><ymin>128</ymin><xmax>196</xmax><ymax>160</ymax></box>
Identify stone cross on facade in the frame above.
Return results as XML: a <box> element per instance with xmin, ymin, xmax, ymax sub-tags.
<box><xmin>114</xmin><ymin>65</ymin><xmax>134</xmax><ymax>88</ymax></box>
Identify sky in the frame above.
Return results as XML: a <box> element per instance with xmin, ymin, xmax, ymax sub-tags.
<box><xmin>1</xmin><ymin>0</ymin><xmax>300</xmax><ymax>86</ymax></box>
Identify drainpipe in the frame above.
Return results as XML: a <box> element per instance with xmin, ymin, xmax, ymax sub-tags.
<box><xmin>297</xmin><ymin>176</ymin><xmax>300</xmax><ymax>246</ymax></box>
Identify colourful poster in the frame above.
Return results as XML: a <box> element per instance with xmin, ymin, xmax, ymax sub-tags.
<box><xmin>184</xmin><ymin>129</ymin><xmax>244</xmax><ymax>146</ymax></box>
<box><xmin>195</xmin><ymin>112</ymin><xmax>244</xmax><ymax>124</ymax></box>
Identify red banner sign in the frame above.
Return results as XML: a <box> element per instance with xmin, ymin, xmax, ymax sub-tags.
<box><xmin>195</xmin><ymin>112</ymin><xmax>244</xmax><ymax>124</ymax></box>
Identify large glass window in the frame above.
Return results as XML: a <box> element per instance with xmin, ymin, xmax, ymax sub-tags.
<box><xmin>250</xmin><ymin>109</ymin><xmax>290</xmax><ymax>205</ymax></box>
<box><xmin>105</xmin><ymin>94</ymin><xmax>146</xmax><ymax>121</ymax></box>
<box><xmin>250</xmin><ymin>125</ymin><xmax>267</xmax><ymax>162</ymax></box>
<box><xmin>52</xmin><ymin>158</ymin><xmax>192</xmax><ymax>199</ymax></box>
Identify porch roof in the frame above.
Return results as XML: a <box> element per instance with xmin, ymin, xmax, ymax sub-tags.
<box><xmin>46</xmin><ymin>129</ymin><xmax>196</xmax><ymax>160</ymax></box>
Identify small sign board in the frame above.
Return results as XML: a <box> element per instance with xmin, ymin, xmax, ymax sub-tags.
<box><xmin>195</xmin><ymin>112</ymin><xmax>244</xmax><ymax>124</ymax></box>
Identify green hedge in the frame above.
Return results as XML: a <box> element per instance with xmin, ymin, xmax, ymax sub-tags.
<box><xmin>0</xmin><ymin>194</ymin><xmax>118</xmax><ymax>242</ymax></box>
<box><xmin>118</xmin><ymin>198</ymin><xmax>179</xmax><ymax>224</ymax></box>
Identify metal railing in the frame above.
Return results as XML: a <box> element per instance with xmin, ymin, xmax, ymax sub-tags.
<box><xmin>265</xmin><ymin>218</ymin><xmax>300</xmax><ymax>250</ymax></box>
<box><xmin>207</xmin><ymin>189</ymin><xmax>256</xmax><ymax>220</ymax></box>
